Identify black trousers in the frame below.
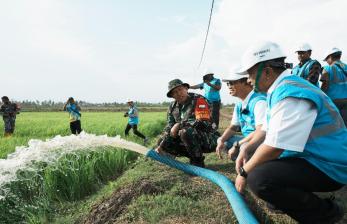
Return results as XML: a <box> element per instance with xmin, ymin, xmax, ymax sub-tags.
<box><xmin>124</xmin><ymin>124</ymin><xmax>146</xmax><ymax>139</ymax></box>
<box><xmin>70</xmin><ymin>120</ymin><xmax>82</xmax><ymax>135</ymax></box>
<box><xmin>210</xmin><ymin>100</ymin><xmax>221</xmax><ymax>129</ymax></box>
<box><xmin>247</xmin><ymin>157</ymin><xmax>344</xmax><ymax>223</ymax></box>
<box><xmin>336</xmin><ymin>103</ymin><xmax>347</xmax><ymax>126</ymax></box>
<box><xmin>3</xmin><ymin>116</ymin><xmax>16</xmax><ymax>133</ymax></box>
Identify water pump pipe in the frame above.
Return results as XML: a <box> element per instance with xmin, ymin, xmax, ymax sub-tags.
<box><xmin>106</xmin><ymin>137</ymin><xmax>258</xmax><ymax>223</ymax></box>
<box><xmin>145</xmin><ymin>149</ymin><xmax>258</xmax><ymax>224</ymax></box>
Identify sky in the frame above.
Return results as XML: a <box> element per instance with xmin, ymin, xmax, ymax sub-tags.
<box><xmin>1</xmin><ymin>0</ymin><xmax>346</xmax><ymax>104</ymax></box>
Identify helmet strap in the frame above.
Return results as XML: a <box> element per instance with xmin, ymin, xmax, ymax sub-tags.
<box><xmin>254</xmin><ymin>62</ymin><xmax>264</xmax><ymax>92</ymax></box>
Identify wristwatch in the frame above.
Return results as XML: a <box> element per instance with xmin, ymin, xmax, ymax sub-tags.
<box><xmin>239</xmin><ymin>166</ymin><xmax>248</xmax><ymax>178</ymax></box>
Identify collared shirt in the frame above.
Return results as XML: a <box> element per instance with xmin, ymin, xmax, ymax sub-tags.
<box><xmin>320</xmin><ymin>60</ymin><xmax>347</xmax><ymax>100</ymax></box>
<box><xmin>198</xmin><ymin>78</ymin><xmax>221</xmax><ymax>102</ymax></box>
<box><xmin>66</xmin><ymin>103</ymin><xmax>81</xmax><ymax>122</ymax></box>
<box><xmin>262</xmin><ymin>70</ymin><xmax>318</xmax><ymax>152</ymax></box>
<box><xmin>292</xmin><ymin>58</ymin><xmax>321</xmax><ymax>86</ymax></box>
<box><xmin>231</xmin><ymin>90</ymin><xmax>266</xmax><ymax>127</ymax></box>
<box><xmin>128</xmin><ymin>105</ymin><xmax>139</xmax><ymax>125</ymax></box>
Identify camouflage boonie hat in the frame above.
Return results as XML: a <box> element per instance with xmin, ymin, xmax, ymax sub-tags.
<box><xmin>167</xmin><ymin>79</ymin><xmax>190</xmax><ymax>97</ymax></box>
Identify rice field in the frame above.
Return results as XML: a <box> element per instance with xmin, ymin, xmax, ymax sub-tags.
<box><xmin>0</xmin><ymin>112</ymin><xmax>166</xmax><ymax>223</ymax></box>
<box><xmin>0</xmin><ymin>111</ymin><xmax>166</xmax><ymax>158</ymax></box>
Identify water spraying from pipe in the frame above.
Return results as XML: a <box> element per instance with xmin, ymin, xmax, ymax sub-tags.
<box><xmin>0</xmin><ymin>132</ymin><xmax>147</xmax><ymax>192</ymax></box>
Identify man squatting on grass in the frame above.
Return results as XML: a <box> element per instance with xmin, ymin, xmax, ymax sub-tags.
<box><xmin>215</xmin><ymin>73</ymin><xmax>266</xmax><ymax>161</ymax></box>
<box><xmin>233</xmin><ymin>41</ymin><xmax>347</xmax><ymax>223</ymax></box>
<box><xmin>155</xmin><ymin>79</ymin><xmax>220</xmax><ymax>167</ymax></box>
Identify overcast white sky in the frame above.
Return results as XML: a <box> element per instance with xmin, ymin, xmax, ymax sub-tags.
<box><xmin>1</xmin><ymin>0</ymin><xmax>346</xmax><ymax>104</ymax></box>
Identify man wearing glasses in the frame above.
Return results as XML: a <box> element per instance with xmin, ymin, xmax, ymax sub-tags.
<box><xmin>215</xmin><ymin>74</ymin><xmax>266</xmax><ymax>162</ymax></box>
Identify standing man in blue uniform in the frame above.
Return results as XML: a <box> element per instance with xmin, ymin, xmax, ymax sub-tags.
<box><xmin>63</xmin><ymin>97</ymin><xmax>82</xmax><ymax>135</ymax></box>
<box><xmin>291</xmin><ymin>43</ymin><xmax>321</xmax><ymax>86</ymax></box>
<box><xmin>321</xmin><ymin>47</ymin><xmax>347</xmax><ymax>126</ymax></box>
<box><xmin>215</xmin><ymin>73</ymin><xmax>266</xmax><ymax>161</ymax></box>
<box><xmin>234</xmin><ymin>41</ymin><xmax>346</xmax><ymax>223</ymax></box>
<box><xmin>190</xmin><ymin>72</ymin><xmax>221</xmax><ymax>129</ymax></box>
<box><xmin>124</xmin><ymin>99</ymin><xmax>148</xmax><ymax>145</ymax></box>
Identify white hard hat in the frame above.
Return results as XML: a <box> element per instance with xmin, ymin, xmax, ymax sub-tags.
<box><xmin>295</xmin><ymin>43</ymin><xmax>312</xmax><ymax>52</ymax></box>
<box><xmin>126</xmin><ymin>98</ymin><xmax>133</xmax><ymax>103</ymax></box>
<box><xmin>203</xmin><ymin>68</ymin><xmax>214</xmax><ymax>75</ymax></box>
<box><xmin>222</xmin><ymin>73</ymin><xmax>248</xmax><ymax>82</ymax></box>
<box><xmin>236</xmin><ymin>41</ymin><xmax>287</xmax><ymax>75</ymax></box>
<box><xmin>323</xmin><ymin>47</ymin><xmax>342</xmax><ymax>61</ymax></box>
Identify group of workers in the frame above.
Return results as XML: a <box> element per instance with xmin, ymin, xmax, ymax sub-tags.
<box><xmin>1</xmin><ymin>42</ymin><xmax>346</xmax><ymax>223</ymax></box>
<box><xmin>63</xmin><ymin>97</ymin><xmax>149</xmax><ymax>144</ymax></box>
<box><xmin>0</xmin><ymin>96</ymin><xmax>149</xmax><ymax>144</ymax></box>
<box><xmin>155</xmin><ymin>42</ymin><xmax>347</xmax><ymax>223</ymax></box>
<box><xmin>60</xmin><ymin>97</ymin><xmax>149</xmax><ymax>144</ymax></box>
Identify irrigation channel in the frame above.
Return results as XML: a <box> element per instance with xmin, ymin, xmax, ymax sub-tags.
<box><xmin>0</xmin><ymin>132</ymin><xmax>258</xmax><ymax>223</ymax></box>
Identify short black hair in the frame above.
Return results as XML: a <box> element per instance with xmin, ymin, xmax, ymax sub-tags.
<box><xmin>239</xmin><ymin>77</ymin><xmax>248</xmax><ymax>83</ymax></box>
<box><xmin>1</xmin><ymin>96</ymin><xmax>9</xmax><ymax>101</ymax></box>
<box><xmin>265</xmin><ymin>57</ymin><xmax>287</xmax><ymax>73</ymax></box>
<box><xmin>331</xmin><ymin>52</ymin><xmax>342</xmax><ymax>60</ymax></box>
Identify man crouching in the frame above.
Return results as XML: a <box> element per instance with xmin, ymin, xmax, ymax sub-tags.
<box><xmin>155</xmin><ymin>79</ymin><xmax>220</xmax><ymax>167</ymax></box>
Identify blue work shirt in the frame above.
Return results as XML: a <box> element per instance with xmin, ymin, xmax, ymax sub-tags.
<box><xmin>322</xmin><ymin>60</ymin><xmax>347</xmax><ymax>100</ymax></box>
<box><xmin>66</xmin><ymin>103</ymin><xmax>81</xmax><ymax>122</ymax></box>
<box><xmin>128</xmin><ymin>106</ymin><xmax>139</xmax><ymax>125</ymax></box>
<box><xmin>199</xmin><ymin>78</ymin><xmax>221</xmax><ymax>102</ymax></box>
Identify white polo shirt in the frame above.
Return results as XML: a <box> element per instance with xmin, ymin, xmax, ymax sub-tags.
<box><xmin>231</xmin><ymin>90</ymin><xmax>267</xmax><ymax>127</ymax></box>
<box><xmin>262</xmin><ymin>70</ymin><xmax>318</xmax><ymax>152</ymax></box>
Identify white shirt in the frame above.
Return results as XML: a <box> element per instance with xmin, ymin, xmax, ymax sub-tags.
<box><xmin>262</xmin><ymin>71</ymin><xmax>318</xmax><ymax>152</ymax></box>
<box><xmin>231</xmin><ymin>90</ymin><xmax>267</xmax><ymax>127</ymax></box>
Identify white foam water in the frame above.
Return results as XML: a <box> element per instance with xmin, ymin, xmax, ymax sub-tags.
<box><xmin>0</xmin><ymin>132</ymin><xmax>149</xmax><ymax>198</ymax></box>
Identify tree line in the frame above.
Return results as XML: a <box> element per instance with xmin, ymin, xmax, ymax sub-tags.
<box><xmin>15</xmin><ymin>100</ymin><xmax>172</xmax><ymax>112</ymax></box>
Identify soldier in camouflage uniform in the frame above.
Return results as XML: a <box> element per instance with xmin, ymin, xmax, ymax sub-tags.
<box><xmin>155</xmin><ymin>79</ymin><xmax>220</xmax><ymax>167</ymax></box>
<box><xmin>0</xmin><ymin>96</ymin><xmax>20</xmax><ymax>137</ymax></box>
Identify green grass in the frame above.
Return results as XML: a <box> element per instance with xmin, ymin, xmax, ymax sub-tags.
<box><xmin>0</xmin><ymin>148</ymin><xmax>139</xmax><ymax>223</ymax></box>
<box><xmin>52</xmin><ymin>156</ymin><xmax>238</xmax><ymax>224</ymax></box>
<box><xmin>0</xmin><ymin>112</ymin><xmax>166</xmax><ymax>158</ymax></box>
<box><xmin>0</xmin><ymin>112</ymin><xmax>167</xmax><ymax>223</ymax></box>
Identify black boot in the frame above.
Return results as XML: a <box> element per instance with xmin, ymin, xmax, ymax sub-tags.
<box><xmin>189</xmin><ymin>156</ymin><xmax>205</xmax><ymax>168</ymax></box>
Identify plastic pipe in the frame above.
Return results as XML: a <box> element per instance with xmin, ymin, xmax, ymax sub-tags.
<box><xmin>146</xmin><ymin>149</ymin><xmax>258</xmax><ymax>224</ymax></box>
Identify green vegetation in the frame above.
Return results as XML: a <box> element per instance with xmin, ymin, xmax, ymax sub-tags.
<box><xmin>0</xmin><ymin>148</ymin><xmax>138</xmax><ymax>223</ymax></box>
<box><xmin>53</xmin><ymin>157</ymin><xmax>238</xmax><ymax>224</ymax></box>
<box><xmin>0</xmin><ymin>112</ymin><xmax>166</xmax><ymax>223</ymax></box>
<box><xmin>0</xmin><ymin>112</ymin><xmax>166</xmax><ymax>158</ymax></box>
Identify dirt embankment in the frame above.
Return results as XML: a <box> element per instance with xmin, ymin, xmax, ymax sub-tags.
<box><xmin>82</xmin><ymin>179</ymin><xmax>162</xmax><ymax>224</ymax></box>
